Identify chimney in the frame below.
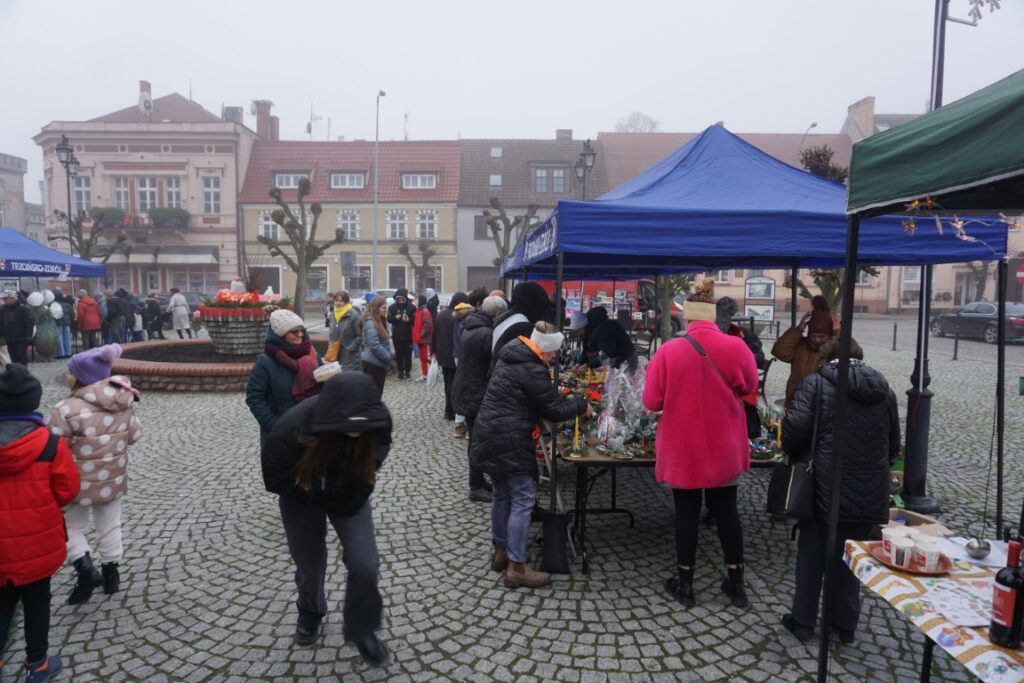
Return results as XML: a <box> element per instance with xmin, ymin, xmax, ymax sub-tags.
<box><xmin>555</xmin><ymin>129</ymin><xmax>573</xmax><ymax>141</ymax></box>
<box><xmin>139</xmin><ymin>80</ymin><xmax>152</xmax><ymax>97</ymax></box>
<box><xmin>252</xmin><ymin>100</ymin><xmax>274</xmax><ymax>140</ymax></box>
<box><xmin>222</xmin><ymin>106</ymin><xmax>244</xmax><ymax>125</ymax></box>
<box><xmin>270</xmin><ymin>116</ymin><xmax>280</xmax><ymax>141</ymax></box>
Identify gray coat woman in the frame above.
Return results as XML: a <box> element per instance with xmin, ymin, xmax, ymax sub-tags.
<box><xmin>329</xmin><ymin>292</ymin><xmax>363</xmax><ymax>372</ymax></box>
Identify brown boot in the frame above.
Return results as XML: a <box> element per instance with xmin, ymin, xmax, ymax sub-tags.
<box><xmin>491</xmin><ymin>544</ymin><xmax>508</xmax><ymax>572</ymax></box>
<box><xmin>503</xmin><ymin>561</ymin><xmax>551</xmax><ymax>589</ymax></box>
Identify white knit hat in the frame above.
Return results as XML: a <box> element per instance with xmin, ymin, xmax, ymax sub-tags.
<box><xmin>530</xmin><ymin>328</ymin><xmax>565</xmax><ymax>353</ymax></box>
<box><xmin>569</xmin><ymin>310</ymin><xmax>588</xmax><ymax>331</ymax></box>
<box><xmin>270</xmin><ymin>309</ymin><xmax>305</xmax><ymax>336</ymax></box>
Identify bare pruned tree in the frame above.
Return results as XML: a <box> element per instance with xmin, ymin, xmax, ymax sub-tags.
<box><xmin>615</xmin><ymin>111</ymin><xmax>661</xmax><ymax>133</ymax></box>
<box><xmin>397</xmin><ymin>240</ymin><xmax>438</xmax><ymax>293</ymax></box>
<box><xmin>50</xmin><ymin>208</ymin><xmax>128</xmax><ymax>264</ymax></box>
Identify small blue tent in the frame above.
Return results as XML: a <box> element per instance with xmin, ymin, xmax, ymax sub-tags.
<box><xmin>0</xmin><ymin>227</ymin><xmax>107</xmax><ymax>279</ymax></box>
<box><xmin>502</xmin><ymin>125</ymin><xmax>1007</xmax><ymax>278</ymax></box>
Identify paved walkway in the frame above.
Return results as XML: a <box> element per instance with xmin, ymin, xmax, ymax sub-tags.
<box><xmin>3</xmin><ymin>316</ymin><xmax>1022</xmax><ymax>682</ymax></box>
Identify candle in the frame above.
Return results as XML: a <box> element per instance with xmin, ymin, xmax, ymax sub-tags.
<box><xmin>574</xmin><ymin>416</ymin><xmax>580</xmax><ymax>448</ymax></box>
<box><xmin>776</xmin><ymin>421</ymin><xmax>782</xmax><ymax>449</ymax></box>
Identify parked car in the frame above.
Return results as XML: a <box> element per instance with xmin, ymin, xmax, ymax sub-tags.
<box><xmin>930</xmin><ymin>301</ymin><xmax>1024</xmax><ymax>343</ymax></box>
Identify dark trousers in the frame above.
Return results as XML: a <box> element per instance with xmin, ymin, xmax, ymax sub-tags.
<box><xmin>464</xmin><ymin>415</ymin><xmax>487</xmax><ymax>490</ymax></box>
<box><xmin>394</xmin><ymin>339</ymin><xmax>412</xmax><ymax>377</ymax></box>
<box><xmin>176</xmin><ymin>329</ymin><xmax>193</xmax><ymax>339</ymax></box>
<box><xmin>82</xmin><ymin>331</ymin><xmax>100</xmax><ymax>349</ymax></box>
<box><xmin>673</xmin><ymin>486</ymin><xmax>743</xmax><ymax>568</ymax></box>
<box><xmin>791</xmin><ymin>518</ymin><xmax>874</xmax><ymax>633</ymax></box>
<box><xmin>6</xmin><ymin>341</ymin><xmax>29</xmax><ymax>365</ymax></box>
<box><xmin>278</xmin><ymin>497</ymin><xmax>382</xmax><ymax>641</ymax></box>
<box><xmin>0</xmin><ymin>577</ymin><xmax>51</xmax><ymax>663</ymax></box>
<box><xmin>108</xmin><ymin>316</ymin><xmax>126</xmax><ymax>345</ymax></box>
<box><xmin>146</xmin><ymin>322</ymin><xmax>165</xmax><ymax>340</ymax></box>
<box><xmin>441</xmin><ymin>366</ymin><xmax>456</xmax><ymax>420</ymax></box>
<box><xmin>362</xmin><ymin>363</ymin><xmax>387</xmax><ymax>396</ymax></box>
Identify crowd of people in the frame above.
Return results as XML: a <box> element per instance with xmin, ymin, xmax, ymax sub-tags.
<box><xmin>0</xmin><ymin>287</ymin><xmax>197</xmax><ymax>367</ymax></box>
<box><xmin>0</xmin><ymin>274</ymin><xmax>899</xmax><ymax>678</ymax></box>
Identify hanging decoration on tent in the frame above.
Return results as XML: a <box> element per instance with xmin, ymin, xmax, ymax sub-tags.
<box><xmin>899</xmin><ymin>197</ymin><xmax>1018</xmax><ymax>255</ymax></box>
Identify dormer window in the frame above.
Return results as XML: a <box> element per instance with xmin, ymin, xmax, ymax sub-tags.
<box><xmin>274</xmin><ymin>173</ymin><xmax>306</xmax><ymax>189</ymax></box>
<box><xmin>331</xmin><ymin>173</ymin><xmax>365</xmax><ymax>189</ymax></box>
<box><xmin>401</xmin><ymin>173</ymin><xmax>437</xmax><ymax>190</ymax></box>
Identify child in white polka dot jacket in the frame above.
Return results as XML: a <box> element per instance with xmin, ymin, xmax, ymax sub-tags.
<box><xmin>49</xmin><ymin>343</ymin><xmax>141</xmax><ymax>606</ymax></box>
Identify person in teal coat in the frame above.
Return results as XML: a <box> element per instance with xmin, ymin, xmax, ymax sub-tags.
<box><xmin>245</xmin><ymin>310</ymin><xmax>313</xmax><ymax>446</ymax></box>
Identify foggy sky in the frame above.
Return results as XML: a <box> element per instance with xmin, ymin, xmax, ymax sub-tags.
<box><xmin>2</xmin><ymin>0</ymin><xmax>1021</xmax><ymax>203</ymax></box>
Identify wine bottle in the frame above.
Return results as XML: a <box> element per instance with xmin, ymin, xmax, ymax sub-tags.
<box><xmin>990</xmin><ymin>539</ymin><xmax>1024</xmax><ymax>648</ymax></box>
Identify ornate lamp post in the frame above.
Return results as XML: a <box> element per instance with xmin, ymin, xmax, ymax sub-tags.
<box><xmin>574</xmin><ymin>139</ymin><xmax>597</xmax><ymax>201</ymax></box>
<box><xmin>373</xmin><ymin>90</ymin><xmax>386</xmax><ymax>290</ymax></box>
<box><xmin>55</xmin><ymin>135</ymin><xmax>80</xmax><ymax>256</ymax></box>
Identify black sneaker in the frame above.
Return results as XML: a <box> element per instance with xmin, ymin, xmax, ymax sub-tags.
<box><xmin>832</xmin><ymin>627</ymin><xmax>855</xmax><ymax>644</ymax></box>
<box><xmin>469</xmin><ymin>488</ymin><xmax>492</xmax><ymax>503</ymax></box>
<box><xmin>294</xmin><ymin>621</ymin><xmax>321</xmax><ymax>646</ymax></box>
<box><xmin>781</xmin><ymin>613</ymin><xmax>813</xmax><ymax>641</ymax></box>
<box><xmin>354</xmin><ymin>633</ymin><xmax>390</xmax><ymax>667</ymax></box>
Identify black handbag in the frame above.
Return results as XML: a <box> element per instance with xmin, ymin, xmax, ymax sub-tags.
<box><xmin>682</xmin><ymin>333</ymin><xmax>760</xmax><ymax>438</ymax></box>
<box><xmin>766</xmin><ymin>384</ymin><xmax>821</xmax><ymax>520</ymax></box>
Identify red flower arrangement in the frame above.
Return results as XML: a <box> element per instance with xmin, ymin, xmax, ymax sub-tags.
<box><xmin>197</xmin><ymin>290</ymin><xmax>293</xmax><ymax>319</ymax></box>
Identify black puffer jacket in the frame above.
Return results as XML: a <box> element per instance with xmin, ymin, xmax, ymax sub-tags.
<box><xmin>782</xmin><ymin>360</ymin><xmax>899</xmax><ymax>524</ymax></box>
<box><xmin>451</xmin><ymin>310</ymin><xmax>493</xmax><ymax>419</ymax></box>
<box><xmin>585</xmin><ymin>308</ymin><xmax>634</xmax><ymax>369</ymax></box>
<box><xmin>387</xmin><ymin>288</ymin><xmax>416</xmax><ymax>342</ymax></box>
<box><xmin>261</xmin><ymin>372</ymin><xmax>392</xmax><ymax>517</ymax></box>
<box><xmin>0</xmin><ymin>301</ymin><xmax>33</xmax><ymax>344</ymax></box>
<box><xmin>470</xmin><ymin>338</ymin><xmax>587</xmax><ymax>481</ymax></box>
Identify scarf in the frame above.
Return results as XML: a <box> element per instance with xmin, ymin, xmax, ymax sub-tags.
<box><xmin>333</xmin><ymin>303</ymin><xmax>351</xmax><ymax>324</ymax></box>
<box><xmin>265</xmin><ymin>339</ymin><xmax>313</xmax><ymax>372</ymax></box>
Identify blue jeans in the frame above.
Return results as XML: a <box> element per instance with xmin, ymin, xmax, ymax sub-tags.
<box><xmin>57</xmin><ymin>326</ymin><xmax>72</xmax><ymax>357</ymax></box>
<box><xmin>491</xmin><ymin>474</ymin><xmax>536</xmax><ymax>563</ymax></box>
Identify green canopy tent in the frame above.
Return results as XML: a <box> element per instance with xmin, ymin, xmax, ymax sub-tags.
<box><xmin>814</xmin><ymin>69</ymin><xmax>1024</xmax><ymax>682</ymax></box>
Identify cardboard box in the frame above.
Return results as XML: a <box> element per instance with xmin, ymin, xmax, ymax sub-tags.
<box><xmin>888</xmin><ymin>507</ymin><xmax>951</xmax><ymax>537</ymax></box>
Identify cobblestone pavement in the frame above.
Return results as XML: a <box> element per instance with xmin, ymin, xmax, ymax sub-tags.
<box><xmin>2</xmin><ymin>315</ymin><xmax>1022</xmax><ymax>682</ymax></box>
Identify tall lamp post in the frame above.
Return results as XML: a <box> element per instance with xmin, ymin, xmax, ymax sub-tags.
<box><xmin>798</xmin><ymin>121</ymin><xmax>818</xmax><ymax>152</ymax></box>
<box><xmin>574</xmin><ymin>139</ymin><xmax>597</xmax><ymax>200</ymax></box>
<box><xmin>372</xmin><ymin>90</ymin><xmax>386</xmax><ymax>290</ymax></box>
<box><xmin>54</xmin><ymin>135</ymin><xmax>80</xmax><ymax>256</ymax></box>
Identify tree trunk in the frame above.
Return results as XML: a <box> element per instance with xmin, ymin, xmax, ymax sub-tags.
<box><xmin>293</xmin><ymin>261</ymin><xmax>308</xmax><ymax>319</ymax></box>
<box><xmin>974</xmin><ymin>270</ymin><xmax>988</xmax><ymax>302</ymax></box>
<box><xmin>659</xmin><ymin>281</ymin><xmax>674</xmax><ymax>343</ymax></box>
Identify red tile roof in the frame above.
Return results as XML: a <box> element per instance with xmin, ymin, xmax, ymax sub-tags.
<box><xmin>597</xmin><ymin>132</ymin><xmax>854</xmax><ymax>190</ymax></box>
<box><xmin>89</xmin><ymin>93</ymin><xmax>222</xmax><ymax>124</ymax></box>
<box><xmin>239</xmin><ymin>140</ymin><xmax>461</xmax><ymax>204</ymax></box>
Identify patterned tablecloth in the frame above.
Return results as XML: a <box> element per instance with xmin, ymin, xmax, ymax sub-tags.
<box><xmin>845</xmin><ymin>540</ymin><xmax>1024</xmax><ymax>682</ymax></box>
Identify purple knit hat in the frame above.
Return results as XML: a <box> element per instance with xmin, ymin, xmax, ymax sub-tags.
<box><xmin>67</xmin><ymin>344</ymin><xmax>123</xmax><ymax>386</ymax></box>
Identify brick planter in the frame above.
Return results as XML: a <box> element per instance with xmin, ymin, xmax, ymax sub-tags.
<box><xmin>113</xmin><ymin>340</ymin><xmax>254</xmax><ymax>392</ymax></box>
<box><xmin>199</xmin><ymin>307</ymin><xmax>269</xmax><ymax>355</ymax></box>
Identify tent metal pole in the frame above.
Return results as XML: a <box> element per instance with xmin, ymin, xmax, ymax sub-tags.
<box><xmin>790</xmin><ymin>266</ymin><xmax>798</xmax><ymax>327</ymax></box>
<box><xmin>550</xmin><ymin>253</ymin><xmax>565</xmax><ymax>512</ymax></box>
<box><xmin>816</xmin><ymin>215</ymin><xmax>861</xmax><ymax>683</ymax></box>
<box><xmin>997</xmin><ymin>258</ymin><xmax>1006</xmax><ymax>536</ymax></box>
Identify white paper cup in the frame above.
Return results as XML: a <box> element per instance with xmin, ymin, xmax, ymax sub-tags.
<box><xmin>882</xmin><ymin>527</ymin><xmax>910</xmax><ymax>559</ymax></box>
<box><xmin>892</xmin><ymin>538</ymin><xmax>915</xmax><ymax>569</ymax></box>
<box><xmin>914</xmin><ymin>542</ymin><xmax>943</xmax><ymax>573</ymax></box>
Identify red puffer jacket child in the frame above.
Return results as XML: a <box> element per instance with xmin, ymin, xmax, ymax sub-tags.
<box><xmin>0</xmin><ymin>369</ymin><xmax>80</xmax><ymax>587</ymax></box>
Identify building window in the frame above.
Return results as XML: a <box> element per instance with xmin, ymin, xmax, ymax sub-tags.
<box><xmin>474</xmin><ymin>215</ymin><xmax>491</xmax><ymax>241</ymax></box>
<box><xmin>348</xmin><ymin>265</ymin><xmax>371</xmax><ymax>292</ymax></box>
<box><xmin>417</xmin><ymin>210</ymin><xmax>438</xmax><ymax>239</ymax></box>
<box><xmin>490</xmin><ymin>147</ymin><xmax>502</xmax><ymax>158</ymax></box>
<box><xmin>138</xmin><ymin>177</ymin><xmax>157</xmax><ymax>212</ymax></box>
<box><xmin>330</xmin><ymin>173</ymin><xmax>365</xmax><ymax>189</ymax></box>
<box><xmin>387</xmin><ymin>210</ymin><xmax>407</xmax><ymax>239</ymax></box>
<box><xmin>489</xmin><ymin>174</ymin><xmax>502</xmax><ymax>187</ymax></box>
<box><xmin>170</xmin><ymin>266</ymin><xmax>220</xmax><ymax>295</ymax></box>
<box><xmin>274</xmin><ymin>173</ymin><xmax>305</xmax><ymax>189</ymax></box>
<box><xmin>336</xmin><ymin>210</ymin><xmax>360</xmax><ymax>240</ymax></box>
<box><xmin>401</xmin><ymin>174</ymin><xmax>437</xmax><ymax>190</ymax></box>
<box><xmin>114</xmin><ymin>177</ymin><xmax>130</xmax><ymax>210</ymax></box>
<box><xmin>73</xmin><ymin>176</ymin><xmax>91</xmax><ymax>213</ymax></box>
<box><xmin>903</xmin><ymin>266</ymin><xmax>921</xmax><ymax>283</ymax></box>
<box><xmin>258</xmin><ymin>210</ymin><xmax>278</xmax><ymax>241</ymax></box>
<box><xmin>856</xmin><ymin>270</ymin><xmax>872</xmax><ymax>285</ymax></box>
<box><xmin>388</xmin><ymin>265</ymin><xmax>406</xmax><ymax>289</ymax></box>
<box><xmin>534</xmin><ymin>168</ymin><xmax>547</xmax><ymax>193</ymax></box>
<box><xmin>424</xmin><ymin>265</ymin><xmax>443</xmax><ymax>291</ymax></box>
<box><xmin>714</xmin><ymin>270</ymin><xmax>730</xmax><ymax>284</ymax></box>
<box><xmin>748</xmin><ymin>269</ymin><xmax>765</xmax><ymax>277</ymax></box>
<box><xmin>552</xmin><ymin>168</ymin><xmax>566</xmax><ymax>194</ymax></box>
<box><xmin>202</xmin><ymin>176</ymin><xmax>220</xmax><ymax>214</ymax></box>
<box><xmin>165</xmin><ymin>177</ymin><xmax>181</xmax><ymax>208</ymax></box>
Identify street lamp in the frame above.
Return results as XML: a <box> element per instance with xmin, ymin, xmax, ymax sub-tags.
<box><xmin>372</xmin><ymin>90</ymin><xmax>386</xmax><ymax>290</ymax></box>
<box><xmin>575</xmin><ymin>139</ymin><xmax>597</xmax><ymax>200</ymax></box>
<box><xmin>55</xmin><ymin>135</ymin><xmax>80</xmax><ymax>256</ymax></box>
<box><xmin>799</xmin><ymin>121</ymin><xmax>818</xmax><ymax>152</ymax></box>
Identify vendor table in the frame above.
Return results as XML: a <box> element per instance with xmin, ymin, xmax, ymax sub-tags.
<box><xmin>560</xmin><ymin>445</ymin><xmax>781</xmax><ymax>574</ymax></box>
<box><xmin>844</xmin><ymin>540</ymin><xmax>1024</xmax><ymax>683</ymax></box>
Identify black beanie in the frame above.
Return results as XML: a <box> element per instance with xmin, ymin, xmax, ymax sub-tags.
<box><xmin>510</xmin><ymin>282</ymin><xmax>551</xmax><ymax>323</ymax></box>
<box><xmin>0</xmin><ymin>363</ymin><xmax>43</xmax><ymax>414</ymax></box>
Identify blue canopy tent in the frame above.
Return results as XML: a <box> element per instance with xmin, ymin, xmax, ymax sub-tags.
<box><xmin>0</xmin><ymin>227</ymin><xmax>107</xmax><ymax>279</ymax></box>
<box><xmin>502</xmin><ymin>125</ymin><xmax>1007</xmax><ymax>280</ymax></box>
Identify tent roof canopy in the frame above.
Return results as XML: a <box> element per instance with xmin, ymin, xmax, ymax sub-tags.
<box><xmin>0</xmin><ymin>227</ymin><xmax>106</xmax><ymax>278</ymax></box>
<box><xmin>502</xmin><ymin>125</ymin><xmax>1007</xmax><ymax>279</ymax></box>
<box><xmin>847</xmin><ymin>69</ymin><xmax>1024</xmax><ymax>216</ymax></box>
